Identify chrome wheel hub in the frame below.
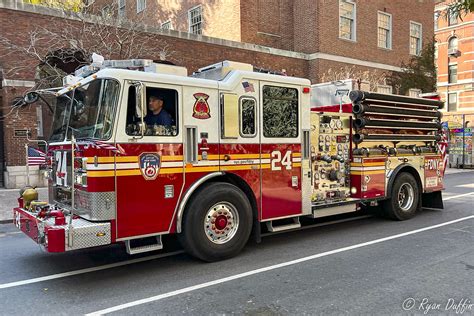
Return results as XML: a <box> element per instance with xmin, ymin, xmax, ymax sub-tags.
<box><xmin>398</xmin><ymin>183</ymin><xmax>414</xmax><ymax>211</ymax></box>
<box><xmin>204</xmin><ymin>202</ymin><xmax>239</xmax><ymax>244</ymax></box>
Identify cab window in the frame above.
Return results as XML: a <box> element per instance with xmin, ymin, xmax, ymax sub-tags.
<box><xmin>262</xmin><ymin>85</ymin><xmax>298</xmax><ymax>138</ymax></box>
<box><xmin>126</xmin><ymin>86</ymin><xmax>179</xmax><ymax>136</ymax></box>
<box><xmin>240</xmin><ymin>97</ymin><xmax>256</xmax><ymax>137</ymax></box>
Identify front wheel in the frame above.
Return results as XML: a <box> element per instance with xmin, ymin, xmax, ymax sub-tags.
<box><xmin>383</xmin><ymin>172</ymin><xmax>420</xmax><ymax>220</ymax></box>
<box><xmin>178</xmin><ymin>182</ymin><xmax>253</xmax><ymax>262</ymax></box>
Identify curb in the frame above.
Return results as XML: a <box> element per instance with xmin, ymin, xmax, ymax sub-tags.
<box><xmin>0</xmin><ymin>219</ymin><xmax>12</xmax><ymax>225</ymax></box>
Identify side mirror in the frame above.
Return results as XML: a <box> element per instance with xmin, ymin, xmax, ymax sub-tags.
<box><xmin>24</xmin><ymin>92</ymin><xmax>40</xmax><ymax>104</ymax></box>
<box><xmin>133</xmin><ymin>82</ymin><xmax>146</xmax><ymax>119</ymax></box>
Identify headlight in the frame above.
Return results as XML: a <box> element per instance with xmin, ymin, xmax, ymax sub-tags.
<box><xmin>74</xmin><ymin>173</ymin><xmax>87</xmax><ymax>186</ymax></box>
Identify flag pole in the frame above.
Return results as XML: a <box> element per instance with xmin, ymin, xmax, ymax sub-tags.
<box><xmin>25</xmin><ymin>144</ymin><xmax>30</xmax><ymax>186</ymax></box>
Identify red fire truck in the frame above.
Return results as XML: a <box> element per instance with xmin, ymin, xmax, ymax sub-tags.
<box><xmin>14</xmin><ymin>60</ymin><xmax>445</xmax><ymax>262</ymax></box>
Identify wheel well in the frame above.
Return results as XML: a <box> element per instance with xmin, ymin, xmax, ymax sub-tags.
<box><xmin>209</xmin><ymin>174</ymin><xmax>259</xmax><ymax>222</ymax></box>
<box><xmin>177</xmin><ymin>173</ymin><xmax>259</xmax><ymax>235</ymax></box>
<box><xmin>387</xmin><ymin>165</ymin><xmax>423</xmax><ymax>199</ymax></box>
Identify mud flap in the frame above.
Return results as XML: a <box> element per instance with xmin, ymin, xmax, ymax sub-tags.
<box><xmin>422</xmin><ymin>191</ymin><xmax>444</xmax><ymax>209</ymax></box>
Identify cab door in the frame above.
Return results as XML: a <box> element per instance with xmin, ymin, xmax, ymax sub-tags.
<box><xmin>114</xmin><ymin>81</ymin><xmax>184</xmax><ymax>239</ymax></box>
<box><xmin>260</xmin><ymin>83</ymin><xmax>303</xmax><ymax>220</ymax></box>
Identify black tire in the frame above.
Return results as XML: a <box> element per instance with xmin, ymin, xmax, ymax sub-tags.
<box><xmin>383</xmin><ymin>172</ymin><xmax>420</xmax><ymax>220</ymax></box>
<box><xmin>178</xmin><ymin>182</ymin><xmax>253</xmax><ymax>262</ymax></box>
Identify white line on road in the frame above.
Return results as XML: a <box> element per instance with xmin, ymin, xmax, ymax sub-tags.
<box><xmin>86</xmin><ymin>215</ymin><xmax>474</xmax><ymax>316</ymax></box>
<box><xmin>0</xmin><ymin>192</ymin><xmax>472</xmax><ymax>292</ymax></box>
<box><xmin>0</xmin><ymin>250</ymin><xmax>184</xmax><ymax>290</ymax></box>
<box><xmin>444</xmin><ymin>192</ymin><xmax>474</xmax><ymax>200</ymax></box>
<box><xmin>455</xmin><ymin>183</ymin><xmax>474</xmax><ymax>188</ymax></box>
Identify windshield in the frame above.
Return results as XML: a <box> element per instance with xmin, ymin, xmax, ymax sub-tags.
<box><xmin>49</xmin><ymin>79</ymin><xmax>120</xmax><ymax>142</ymax></box>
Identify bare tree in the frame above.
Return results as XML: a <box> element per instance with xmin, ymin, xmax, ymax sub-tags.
<box><xmin>0</xmin><ymin>1</ymin><xmax>175</xmax><ymax>91</ymax></box>
<box><xmin>319</xmin><ymin>65</ymin><xmax>389</xmax><ymax>92</ymax></box>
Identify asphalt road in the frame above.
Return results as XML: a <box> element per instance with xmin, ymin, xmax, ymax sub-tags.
<box><xmin>0</xmin><ymin>172</ymin><xmax>473</xmax><ymax>315</ymax></box>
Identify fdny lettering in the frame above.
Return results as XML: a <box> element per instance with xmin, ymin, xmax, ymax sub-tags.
<box><xmin>425</xmin><ymin>159</ymin><xmax>439</xmax><ymax>170</ymax></box>
<box><xmin>192</xmin><ymin>93</ymin><xmax>211</xmax><ymax>119</ymax></box>
<box><xmin>139</xmin><ymin>153</ymin><xmax>161</xmax><ymax>180</ymax></box>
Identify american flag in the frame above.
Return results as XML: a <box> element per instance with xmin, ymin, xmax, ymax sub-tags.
<box><xmin>242</xmin><ymin>81</ymin><xmax>255</xmax><ymax>93</ymax></box>
<box><xmin>77</xmin><ymin>139</ymin><xmax>124</xmax><ymax>154</ymax></box>
<box><xmin>27</xmin><ymin>147</ymin><xmax>47</xmax><ymax>166</ymax></box>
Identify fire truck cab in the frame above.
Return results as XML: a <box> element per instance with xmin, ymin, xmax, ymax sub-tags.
<box><xmin>14</xmin><ymin>60</ymin><xmax>445</xmax><ymax>262</ymax></box>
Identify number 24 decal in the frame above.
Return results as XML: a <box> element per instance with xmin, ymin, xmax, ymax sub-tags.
<box><xmin>271</xmin><ymin>150</ymin><xmax>292</xmax><ymax>171</ymax></box>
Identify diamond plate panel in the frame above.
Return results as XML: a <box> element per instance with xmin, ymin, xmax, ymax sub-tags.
<box><xmin>62</xmin><ymin>217</ymin><xmax>111</xmax><ymax>251</ymax></box>
<box><xmin>74</xmin><ymin>190</ymin><xmax>116</xmax><ymax>220</ymax></box>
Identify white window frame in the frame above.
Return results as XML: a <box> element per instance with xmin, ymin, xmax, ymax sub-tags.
<box><xmin>447</xmin><ymin>92</ymin><xmax>458</xmax><ymax>112</ymax></box>
<box><xmin>161</xmin><ymin>20</ymin><xmax>172</xmax><ymax>30</ymax></box>
<box><xmin>409</xmin><ymin>21</ymin><xmax>422</xmax><ymax>56</ymax></box>
<box><xmin>376</xmin><ymin>85</ymin><xmax>392</xmax><ymax>94</ymax></box>
<box><xmin>188</xmin><ymin>5</ymin><xmax>203</xmax><ymax>35</ymax></box>
<box><xmin>136</xmin><ymin>0</ymin><xmax>146</xmax><ymax>13</ymax></box>
<box><xmin>339</xmin><ymin>0</ymin><xmax>356</xmax><ymax>41</ymax></box>
<box><xmin>377</xmin><ymin>11</ymin><xmax>392</xmax><ymax>49</ymax></box>
<box><xmin>448</xmin><ymin>36</ymin><xmax>458</xmax><ymax>50</ymax></box>
<box><xmin>448</xmin><ymin>63</ymin><xmax>458</xmax><ymax>84</ymax></box>
<box><xmin>448</xmin><ymin>11</ymin><xmax>458</xmax><ymax>26</ymax></box>
<box><xmin>434</xmin><ymin>11</ymin><xmax>440</xmax><ymax>31</ymax></box>
<box><xmin>409</xmin><ymin>89</ymin><xmax>422</xmax><ymax>98</ymax></box>
<box><xmin>118</xmin><ymin>0</ymin><xmax>126</xmax><ymax>18</ymax></box>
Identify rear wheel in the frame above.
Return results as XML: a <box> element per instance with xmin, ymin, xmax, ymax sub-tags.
<box><xmin>383</xmin><ymin>172</ymin><xmax>420</xmax><ymax>220</ymax></box>
<box><xmin>179</xmin><ymin>182</ymin><xmax>253</xmax><ymax>262</ymax></box>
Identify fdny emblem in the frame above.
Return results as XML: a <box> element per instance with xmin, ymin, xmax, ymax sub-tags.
<box><xmin>192</xmin><ymin>93</ymin><xmax>211</xmax><ymax>119</ymax></box>
<box><xmin>139</xmin><ymin>153</ymin><xmax>161</xmax><ymax>180</ymax></box>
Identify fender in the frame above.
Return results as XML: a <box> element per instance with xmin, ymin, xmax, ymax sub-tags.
<box><xmin>176</xmin><ymin>172</ymin><xmax>224</xmax><ymax>233</ymax></box>
<box><xmin>385</xmin><ymin>163</ymin><xmax>422</xmax><ymax>199</ymax></box>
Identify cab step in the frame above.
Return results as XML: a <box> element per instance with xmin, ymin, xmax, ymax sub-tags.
<box><xmin>265</xmin><ymin>217</ymin><xmax>301</xmax><ymax>232</ymax></box>
<box><xmin>125</xmin><ymin>235</ymin><xmax>163</xmax><ymax>255</ymax></box>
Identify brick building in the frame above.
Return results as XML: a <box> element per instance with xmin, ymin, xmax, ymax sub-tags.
<box><xmin>434</xmin><ymin>1</ymin><xmax>474</xmax><ymax>167</ymax></box>
<box><xmin>0</xmin><ymin>0</ymin><xmax>435</xmax><ymax>187</ymax></box>
<box><xmin>434</xmin><ymin>1</ymin><xmax>474</xmax><ymax>116</ymax></box>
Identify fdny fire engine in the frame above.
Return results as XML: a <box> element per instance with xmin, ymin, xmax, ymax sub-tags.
<box><xmin>14</xmin><ymin>60</ymin><xmax>445</xmax><ymax>262</ymax></box>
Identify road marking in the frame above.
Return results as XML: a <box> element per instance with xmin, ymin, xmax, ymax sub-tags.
<box><xmin>86</xmin><ymin>215</ymin><xmax>474</xmax><ymax>316</ymax></box>
<box><xmin>0</xmin><ymin>192</ymin><xmax>471</xmax><ymax>292</ymax></box>
<box><xmin>455</xmin><ymin>183</ymin><xmax>474</xmax><ymax>188</ymax></box>
<box><xmin>444</xmin><ymin>192</ymin><xmax>474</xmax><ymax>200</ymax></box>
<box><xmin>0</xmin><ymin>250</ymin><xmax>184</xmax><ymax>290</ymax></box>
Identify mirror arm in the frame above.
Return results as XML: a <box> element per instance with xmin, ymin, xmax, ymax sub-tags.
<box><xmin>37</xmin><ymin>94</ymin><xmax>54</xmax><ymax>114</ymax></box>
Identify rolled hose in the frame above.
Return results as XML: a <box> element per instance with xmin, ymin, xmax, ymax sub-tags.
<box><xmin>354</xmin><ymin>117</ymin><xmax>442</xmax><ymax>130</ymax></box>
<box><xmin>349</xmin><ymin>90</ymin><xmax>444</xmax><ymax>109</ymax></box>
<box><xmin>353</xmin><ymin>133</ymin><xmax>441</xmax><ymax>144</ymax></box>
<box><xmin>353</xmin><ymin>103</ymin><xmax>442</xmax><ymax>119</ymax></box>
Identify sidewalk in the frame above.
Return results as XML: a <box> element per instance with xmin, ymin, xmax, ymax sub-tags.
<box><xmin>0</xmin><ymin>187</ymin><xmax>47</xmax><ymax>223</ymax></box>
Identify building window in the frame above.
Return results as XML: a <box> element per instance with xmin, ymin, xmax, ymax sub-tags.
<box><xmin>262</xmin><ymin>86</ymin><xmax>298</xmax><ymax>138</ymax></box>
<box><xmin>161</xmin><ymin>21</ymin><xmax>172</xmax><ymax>30</ymax></box>
<box><xmin>448</xmin><ymin>11</ymin><xmax>457</xmax><ymax>26</ymax></box>
<box><xmin>136</xmin><ymin>0</ymin><xmax>145</xmax><ymax>13</ymax></box>
<box><xmin>126</xmin><ymin>86</ymin><xmax>179</xmax><ymax>136</ymax></box>
<box><xmin>409</xmin><ymin>22</ymin><xmax>422</xmax><ymax>56</ymax></box>
<box><xmin>188</xmin><ymin>5</ymin><xmax>203</xmax><ymax>35</ymax></box>
<box><xmin>448</xmin><ymin>93</ymin><xmax>457</xmax><ymax>112</ymax></box>
<box><xmin>448</xmin><ymin>36</ymin><xmax>458</xmax><ymax>50</ymax></box>
<box><xmin>409</xmin><ymin>89</ymin><xmax>422</xmax><ymax>97</ymax></box>
<box><xmin>434</xmin><ymin>11</ymin><xmax>440</xmax><ymax>30</ymax></box>
<box><xmin>118</xmin><ymin>0</ymin><xmax>126</xmax><ymax>18</ymax></box>
<box><xmin>240</xmin><ymin>98</ymin><xmax>256</xmax><ymax>137</ymax></box>
<box><xmin>377</xmin><ymin>12</ymin><xmax>392</xmax><ymax>49</ymax></box>
<box><xmin>339</xmin><ymin>0</ymin><xmax>356</xmax><ymax>41</ymax></box>
<box><xmin>448</xmin><ymin>64</ymin><xmax>457</xmax><ymax>83</ymax></box>
<box><xmin>376</xmin><ymin>85</ymin><xmax>392</xmax><ymax>94</ymax></box>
